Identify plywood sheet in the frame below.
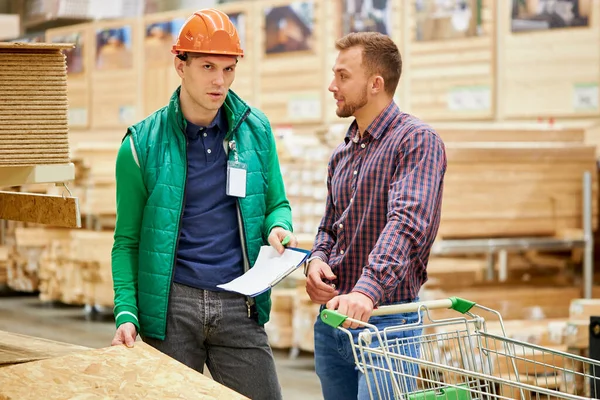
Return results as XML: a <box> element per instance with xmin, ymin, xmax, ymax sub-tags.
<box><xmin>0</xmin><ymin>330</ymin><xmax>89</xmax><ymax>367</ymax></box>
<box><xmin>404</xmin><ymin>0</ymin><xmax>496</xmax><ymax>121</ymax></box>
<box><xmin>0</xmin><ymin>342</ymin><xmax>249</xmax><ymax>399</ymax></box>
<box><xmin>498</xmin><ymin>1</ymin><xmax>600</xmax><ymax>119</ymax></box>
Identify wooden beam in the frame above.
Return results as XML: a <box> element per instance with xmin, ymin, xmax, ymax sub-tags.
<box><xmin>0</xmin><ymin>191</ymin><xmax>81</xmax><ymax>228</ymax></box>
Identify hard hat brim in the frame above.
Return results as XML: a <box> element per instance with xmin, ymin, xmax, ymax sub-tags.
<box><xmin>171</xmin><ymin>46</ymin><xmax>244</xmax><ymax>57</ymax></box>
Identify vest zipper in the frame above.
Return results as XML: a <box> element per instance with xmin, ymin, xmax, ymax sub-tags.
<box><xmin>228</xmin><ymin>107</ymin><xmax>253</xmax><ymax>318</ymax></box>
<box><xmin>170</xmin><ymin>136</ymin><xmax>189</xmax><ymax>296</ymax></box>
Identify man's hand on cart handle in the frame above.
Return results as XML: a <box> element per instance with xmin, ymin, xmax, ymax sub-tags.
<box><xmin>306</xmin><ymin>258</ymin><xmax>339</xmax><ymax>304</ymax></box>
<box><xmin>326</xmin><ymin>292</ymin><xmax>374</xmax><ymax>329</ymax></box>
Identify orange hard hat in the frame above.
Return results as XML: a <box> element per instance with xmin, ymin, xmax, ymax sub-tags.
<box><xmin>171</xmin><ymin>8</ymin><xmax>243</xmax><ymax>57</ymax></box>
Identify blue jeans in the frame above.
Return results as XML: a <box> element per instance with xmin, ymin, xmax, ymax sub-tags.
<box><xmin>314</xmin><ymin>301</ymin><xmax>423</xmax><ymax>400</ymax></box>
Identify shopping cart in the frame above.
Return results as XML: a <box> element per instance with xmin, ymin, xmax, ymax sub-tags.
<box><xmin>320</xmin><ymin>297</ymin><xmax>600</xmax><ymax>400</ymax></box>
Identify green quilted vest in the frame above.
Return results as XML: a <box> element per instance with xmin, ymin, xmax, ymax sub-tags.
<box><xmin>127</xmin><ymin>87</ymin><xmax>292</xmax><ymax>340</ymax></box>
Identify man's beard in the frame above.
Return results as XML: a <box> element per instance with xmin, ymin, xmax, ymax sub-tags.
<box><xmin>336</xmin><ymin>86</ymin><xmax>368</xmax><ymax>118</ymax></box>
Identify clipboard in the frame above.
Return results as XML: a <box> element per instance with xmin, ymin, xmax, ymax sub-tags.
<box><xmin>217</xmin><ymin>245</ymin><xmax>310</xmax><ymax>296</ymax></box>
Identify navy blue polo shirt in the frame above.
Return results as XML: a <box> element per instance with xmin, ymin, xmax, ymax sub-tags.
<box><xmin>173</xmin><ymin>109</ymin><xmax>244</xmax><ymax>291</ymax></box>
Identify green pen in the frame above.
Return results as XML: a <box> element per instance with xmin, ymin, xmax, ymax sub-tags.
<box><xmin>281</xmin><ymin>235</ymin><xmax>291</xmax><ymax>246</ymax></box>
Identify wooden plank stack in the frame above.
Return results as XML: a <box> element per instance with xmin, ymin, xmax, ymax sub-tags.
<box><xmin>0</xmin><ymin>246</ymin><xmax>8</xmax><ymax>287</ymax></box>
<box><xmin>0</xmin><ymin>42</ymin><xmax>73</xmax><ymax>166</ymax></box>
<box><xmin>432</xmin><ymin>123</ymin><xmax>598</xmax><ymax>238</ymax></box>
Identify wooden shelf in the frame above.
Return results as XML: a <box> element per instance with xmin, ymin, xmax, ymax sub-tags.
<box><xmin>0</xmin><ymin>164</ymin><xmax>75</xmax><ymax>188</ymax></box>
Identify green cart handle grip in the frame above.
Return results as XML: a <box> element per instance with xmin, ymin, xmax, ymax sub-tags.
<box><xmin>320</xmin><ymin>297</ymin><xmax>476</xmax><ymax>328</ymax></box>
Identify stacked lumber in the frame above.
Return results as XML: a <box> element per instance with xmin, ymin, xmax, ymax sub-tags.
<box><xmin>0</xmin><ymin>341</ymin><xmax>248</xmax><ymax>399</ymax></box>
<box><xmin>70</xmin><ymin>142</ymin><xmax>119</xmax><ymax>228</ymax></box>
<box><xmin>70</xmin><ymin>230</ymin><xmax>114</xmax><ymax>308</ymax></box>
<box><xmin>0</xmin><ymin>42</ymin><xmax>73</xmax><ymax>166</ymax></box>
<box><xmin>37</xmin><ymin>229</ymin><xmax>114</xmax><ymax>308</ymax></box>
<box><xmin>563</xmin><ymin>298</ymin><xmax>600</xmax><ymax>350</ymax></box>
<box><xmin>424</xmin><ymin>250</ymin><xmax>576</xmax><ymax>290</ymax></box>
<box><xmin>424</xmin><ymin>285</ymin><xmax>581</xmax><ymax>321</ymax></box>
<box><xmin>292</xmin><ymin>284</ymin><xmax>320</xmax><ymax>353</ymax></box>
<box><xmin>440</xmin><ymin>140</ymin><xmax>597</xmax><ymax>238</ymax></box>
<box><xmin>0</xmin><ymin>246</ymin><xmax>8</xmax><ymax>287</ymax></box>
<box><xmin>264</xmin><ymin>289</ymin><xmax>295</xmax><ymax>349</ymax></box>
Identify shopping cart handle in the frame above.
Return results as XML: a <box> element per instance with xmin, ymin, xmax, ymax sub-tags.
<box><xmin>320</xmin><ymin>297</ymin><xmax>476</xmax><ymax>328</ymax></box>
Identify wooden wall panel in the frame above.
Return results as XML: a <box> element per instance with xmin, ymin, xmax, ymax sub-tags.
<box><xmin>403</xmin><ymin>0</ymin><xmax>496</xmax><ymax>121</ymax></box>
<box><xmin>141</xmin><ymin>10</ymin><xmax>188</xmax><ymax>118</ymax></box>
<box><xmin>90</xmin><ymin>19</ymin><xmax>143</xmax><ymax>130</ymax></box>
<box><xmin>45</xmin><ymin>23</ymin><xmax>92</xmax><ymax>130</ymax></box>
<box><xmin>498</xmin><ymin>0</ymin><xmax>600</xmax><ymax>120</ymax></box>
<box><xmin>219</xmin><ymin>2</ymin><xmax>258</xmax><ymax>107</ymax></box>
<box><xmin>256</xmin><ymin>0</ymin><xmax>325</xmax><ymax>126</ymax></box>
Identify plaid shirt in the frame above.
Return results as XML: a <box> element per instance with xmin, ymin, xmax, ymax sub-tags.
<box><xmin>311</xmin><ymin>101</ymin><xmax>447</xmax><ymax>306</ymax></box>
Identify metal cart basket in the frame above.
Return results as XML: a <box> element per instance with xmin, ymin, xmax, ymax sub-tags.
<box><xmin>320</xmin><ymin>297</ymin><xmax>600</xmax><ymax>400</ymax></box>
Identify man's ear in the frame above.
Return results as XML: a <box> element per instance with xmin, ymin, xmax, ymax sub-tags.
<box><xmin>174</xmin><ymin>56</ymin><xmax>185</xmax><ymax>78</ymax></box>
<box><xmin>370</xmin><ymin>75</ymin><xmax>385</xmax><ymax>95</ymax></box>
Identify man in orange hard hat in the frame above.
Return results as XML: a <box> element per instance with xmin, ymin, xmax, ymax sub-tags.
<box><xmin>110</xmin><ymin>8</ymin><xmax>295</xmax><ymax>400</ymax></box>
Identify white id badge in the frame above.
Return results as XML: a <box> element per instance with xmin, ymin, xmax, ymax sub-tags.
<box><xmin>226</xmin><ymin>160</ymin><xmax>247</xmax><ymax>198</ymax></box>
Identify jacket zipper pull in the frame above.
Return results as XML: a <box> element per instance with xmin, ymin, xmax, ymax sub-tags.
<box><xmin>246</xmin><ymin>300</ymin><xmax>251</xmax><ymax>318</ymax></box>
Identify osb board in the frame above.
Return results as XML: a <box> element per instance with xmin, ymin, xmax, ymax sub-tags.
<box><xmin>498</xmin><ymin>1</ymin><xmax>600</xmax><ymax>119</ymax></box>
<box><xmin>403</xmin><ymin>0</ymin><xmax>496</xmax><ymax>121</ymax></box>
<box><xmin>90</xmin><ymin>19</ymin><xmax>143</xmax><ymax>129</ymax></box>
<box><xmin>45</xmin><ymin>23</ymin><xmax>93</xmax><ymax>129</ymax></box>
<box><xmin>257</xmin><ymin>0</ymin><xmax>325</xmax><ymax>126</ymax></box>
<box><xmin>0</xmin><ymin>342</ymin><xmax>249</xmax><ymax>399</ymax></box>
<box><xmin>0</xmin><ymin>42</ymin><xmax>73</xmax><ymax>52</ymax></box>
<box><xmin>0</xmin><ymin>191</ymin><xmax>81</xmax><ymax>228</ymax></box>
<box><xmin>323</xmin><ymin>0</ymin><xmax>405</xmax><ymax>125</ymax></box>
<box><xmin>0</xmin><ymin>330</ymin><xmax>89</xmax><ymax>367</ymax></box>
<box><xmin>142</xmin><ymin>10</ymin><xmax>189</xmax><ymax>117</ymax></box>
<box><xmin>219</xmin><ymin>1</ymin><xmax>257</xmax><ymax>107</ymax></box>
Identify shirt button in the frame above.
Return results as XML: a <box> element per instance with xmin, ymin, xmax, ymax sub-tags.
<box><xmin>339</xmin><ymin>224</ymin><xmax>343</xmax><ymax>229</ymax></box>
<box><xmin>203</xmin><ymin>133</ymin><xmax>207</xmax><ymax>137</ymax></box>
<box><xmin>361</xmin><ymin>143</ymin><xmax>366</xmax><ymax>149</ymax></box>
<box><xmin>353</xmin><ymin>170</ymin><xmax>358</xmax><ymax>175</ymax></box>
<box><xmin>340</xmin><ymin>250</ymin><xmax>345</xmax><ymax>255</ymax></box>
<box><xmin>207</xmin><ymin>149</ymin><xmax>212</xmax><ymax>154</ymax></box>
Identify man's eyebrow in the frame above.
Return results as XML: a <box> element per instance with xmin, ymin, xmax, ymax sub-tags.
<box><xmin>202</xmin><ymin>60</ymin><xmax>238</xmax><ymax>69</ymax></box>
<box><xmin>332</xmin><ymin>67</ymin><xmax>349</xmax><ymax>73</ymax></box>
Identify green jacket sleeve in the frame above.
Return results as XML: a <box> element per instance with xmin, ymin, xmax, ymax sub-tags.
<box><xmin>111</xmin><ymin>135</ymin><xmax>147</xmax><ymax>332</ymax></box>
<box><xmin>261</xmin><ymin>119</ymin><xmax>293</xmax><ymax>239</ymax></box>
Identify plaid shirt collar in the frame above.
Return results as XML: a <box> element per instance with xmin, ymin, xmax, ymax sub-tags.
<box><xmin>344</xmin><ymin>100</ymin><xmax>400</xmax><ymax>144</ymax></box>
